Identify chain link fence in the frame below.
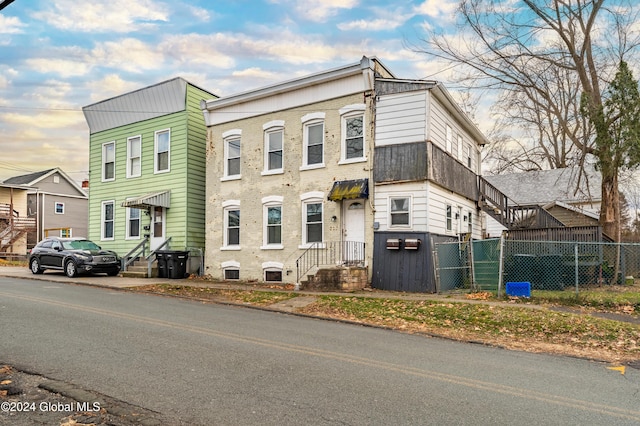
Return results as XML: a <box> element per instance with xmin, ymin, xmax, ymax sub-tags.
<box><xmin>434</xmin><ymin>238</ymin><xmax>640</xmax><ymax>294</ymax></box>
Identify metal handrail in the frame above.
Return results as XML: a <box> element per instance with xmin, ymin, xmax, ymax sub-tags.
<box><xmin>296</xmin><ymin>240</ymin><xmax>365</xmax><ymax>283</ymax></box>
<box><xmin>121</xmin><ymin>237</ymin><xmax>149</xmax><ymax>271</ymax></box>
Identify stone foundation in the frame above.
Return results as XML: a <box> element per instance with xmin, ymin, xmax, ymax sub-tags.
<box><xmin>302</xmin><ymin>266</ymin><xmax>367</xmax><ymax>291</ymax></box>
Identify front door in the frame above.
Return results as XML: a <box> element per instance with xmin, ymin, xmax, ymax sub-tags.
<box><xmin>343</xmin><ymin>199</ymin><xmax>365</xmax><ymax>263</ymax></box>
<box><xmin>151</xmin><ymin>206</ymin><xmax>165</xmax><ymax>251</ymax></box>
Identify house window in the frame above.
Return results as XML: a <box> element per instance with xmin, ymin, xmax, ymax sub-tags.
<box><xmin>102</xmin><ymin>201</ymin><xmax>115</xmax><ymax>240</ymax></box>
<box><xmin>390</xmin><ymin>197</ymin><xmax>410</xmax><ymax>227</ymax></box>
<box><xmin>222</xmin><ymin>261</ymin><xmax>240</xmax><ymax>280</ymax></box>
<box><xmin>446</xmin><ymin>205</ymin><xmax>452</xmax><ymax>232</ymax></box>
<box><xmin>263</xmin><ymin>262</ymin><xmax>283</xmax><ymax>282</ymax></box>
<box><xmin>265</xmin><ymin>270</ymin><xmax>282</xmax><ymax>282</ymax></box>
<box><xmin>446</xmin><ymin>125</ymin><xmax>452</xmax><ymax>153</ymax></box>
<box><xmin>466</xmin><ymin>144</ymin><xmax>472</xmax><ymax>168</ymax></box>
<box><xmin>456</xmin><ymin>134</ymin><xmax>462</xmax><ymax>160</ymax></box>
<box><xmin>339</xmin><ymin>105</ymin><xmax>366</xmax><ymax>163</ymax></box>
<box><xmin>60</xmin><ymin>228</ymin><xmax>71</xmax><ymax>238</ymax></box>
<box><xmin>263</xmin><ymin>121</ymin><xmax>284</xmax><ymax>174</ymax></box>
<box><xmin>222</xmin><ymin>130</ymin><xmax>241</xmax><ymax>179</ymax></box>
<box><xmin>225</xmin><ymin>269</ymin><xmax>240</xmax><ymax>280</ymax></box>
<box><xmin>301</xmin><ymin>113</ymin><xmax>325</xmax><ymax>169</ymax></box>
<box><xmin>223</xmin><ymin>201</ymin><xmax>241</xmax><ymax>248</ymax></box>
<box><xmin>468</xmin><ymin>210</ymin><xmax>473</xmax><ymax>233</ymax></box>
<box><xmin>54</xmin><ymin>202</ymin><xmax>64</xmax><ymax>214</ymax></box>
<box><xmin>260</xmin><ymin>196</ymin><xmax>285</xmax><ymax>250</ymax></box>
<box><xmin>102</xmin><ymin>141</ymin><xmax>115</xmax><ymax>181</ymax></box>
<box><xmin>127</xmin><ymin>208</ymin><xmax>141</xmax><ymax>239</ymax></box>
<box><xmin>155</xmin><ymin>129</ymin><xmax>170</xmax><ymax>173</ymax></box>
<box><xmin>127</xmin><ymin>135</ymin><xmax>142</xmax><ymax>178</ymax></box>
<box><xmin>304</xmin><ymin>203</ymin><xmax>322</xmax><ymax>244</ymax></box>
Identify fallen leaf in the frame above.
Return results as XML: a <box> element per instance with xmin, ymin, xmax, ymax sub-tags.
<box><xmin>0</xmin><ymin>380</ymin><xmax>11</xmax><ymax>385</ymax></box>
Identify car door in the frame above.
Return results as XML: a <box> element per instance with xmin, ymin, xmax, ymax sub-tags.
<box><xmin>49</xmin><ymin>240</ymin><xmax>65</xmax><ymax>268</ymax></box>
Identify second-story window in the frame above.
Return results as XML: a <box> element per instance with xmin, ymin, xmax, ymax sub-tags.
<box><xmin>222</xmin><ymin>129</ymin><xmax>242</xmax><ymax>180</ymax></box>
<box><xmin>446</xmin><ymin>125</ymin><xmax>452</xmax><ymax>154</ymax></box>
<box><xmin>301</xmin><ymin>113</ymin><xmax>325</xmax><ymax>169</ymax></box>
<box><xmin>127</xmin><ymin>135</ymin><xmax>141</xmax><ymax>178</ymax></box>
<box><xmin>155</xmin><ymin>129</ymin><xmax>170</xmax><ymax>173</ymax></box>
<box><xmin>102</xmin><ymin>141</ymin><xmax>115</xmax><ymax>181</ymax></box>
<box><xmin>390</xmin><ymin>197</ymin><xmax>410</xmax><ymax>227</ymax></box>
<box><xmin>263</xmin><ymin>121</ymin><xmax>284</xmax><ymax>174</ymax></box>
<box><xmin>54</xmin><ymin>202</ymin><xmax>64</xmax><ymax>214</ymax></box>
<box><xmin>340</xmin><ymin>104</ymin><xmax>366</xmax><ymax>163</ymax></box>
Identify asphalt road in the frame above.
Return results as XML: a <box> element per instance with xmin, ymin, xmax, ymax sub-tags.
<box><xmin>2</xmin><ymin>276</ymin><xmax>640</xmax><ymax>425</ymax></box>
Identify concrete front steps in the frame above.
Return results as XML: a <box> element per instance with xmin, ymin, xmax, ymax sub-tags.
<box><xmin>301</xmin><ymin>266</ymin><xmax>367</xmax><ymax>292</ymax></box>
<box><xmin>120</xmin><ymin>259</ymin><xmax>158</xmax><ymax>279</ymax></box>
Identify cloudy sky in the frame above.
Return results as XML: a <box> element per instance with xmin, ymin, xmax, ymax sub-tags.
<box><xmin>0</xmin><ymin>0</ymin><xmax>461</xmax><ymax>182</ymax></box>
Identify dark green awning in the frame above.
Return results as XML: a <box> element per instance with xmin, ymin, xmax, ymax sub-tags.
<box><xmin>328</xmin><ymin>179</ymin><xmax>368</xmax><ymax>201</ymax></box>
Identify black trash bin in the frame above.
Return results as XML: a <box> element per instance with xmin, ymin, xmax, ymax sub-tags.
<box><xmin>155</xmin><ymin>251</ymin><xmax>168</xmax><ymax>278</ymax></box>
<box><xmin>165</xmin><ymin>250</ymin><xmax>189</xmax><ymax>279</ymax></box>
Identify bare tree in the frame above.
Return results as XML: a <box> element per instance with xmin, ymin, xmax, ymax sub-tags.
<box><xmin>418</xmin><ymin>0</ymin><xmax>640</xmax><ymax>240</ymax></box>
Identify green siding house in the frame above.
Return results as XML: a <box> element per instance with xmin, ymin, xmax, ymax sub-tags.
<box><xmin>82</xmin><ymin>77</ymin><xmax>217</xmax><ymax>276</ymax></box>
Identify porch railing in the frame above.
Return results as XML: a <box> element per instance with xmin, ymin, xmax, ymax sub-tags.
<box><xmin>121</xmin><ymin>237</ymin><xmax>149</xmax><ymax>271</ymax></box>
<box><xmin>296</xmin><ymin>240</ymin><xmax>365</xmax><ymax>283</ymax></box>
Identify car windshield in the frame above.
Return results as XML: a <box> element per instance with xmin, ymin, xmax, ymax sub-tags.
<box><xmin>61</xmin><ymin>240</ymin><xmax>101</xmax><ymax>251</ymax></box>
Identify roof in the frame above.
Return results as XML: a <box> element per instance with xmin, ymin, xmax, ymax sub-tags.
<box><xmin>121</xmin><ymin>190</ymin><xmax>171</xmax><ymax>209</ymax></box>
<box><xmin>483</xmin><ymin>166</ymin><xmax>601</xmax><ymax>205</ymax></box>
<box><xmin>328</xmin><ymin>179</ymin><xmax>369</xmax><ymax>201</ymax></box>
<box><xmin>4</xmin><ymin>169</ymin><xmax>55</xmax><ymax>185</ymax></box>
<box><xmin>3</xmin><ymin>167</ymin><xmax>87</xmax><ymax>196</ymax></box>
<box><xmin>83</xmin><ymin>77</ymin><xmax>217</xmax><ymax>134</ymax></box>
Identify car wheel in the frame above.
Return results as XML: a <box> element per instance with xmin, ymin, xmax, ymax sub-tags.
<box><xmin>65</xmin><ymin>260</ymin><xmax>78</xmax><ymax>278</ymax></box>
<box><xmin>30</xmin><ymin>258</ymin><xmax>44</xmax><ymax>274</ymax></box>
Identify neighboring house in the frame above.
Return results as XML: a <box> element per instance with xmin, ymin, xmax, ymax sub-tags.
<box><xmin>482</xmin><ymin>167</ymin><xmax>602</xmax><ymax>238</ymax></box>
<box><xmin>0</xmin><ymin>183</ymin><xmax>35</xmax><ymax>257</ymax></box>
<box><xmin>4</xmin><ymin>168</ymin><xmax>88</xmax><ymax>248</ymax></box>
<box><xmin>82</xmin><ymin>77</ymin><xmax>217</xmax><ymax>275</ymax></box>
<box><xmin>201</xmin><ymin>57</ymin><xmax>488</xmax><ymax>292</ymax></box>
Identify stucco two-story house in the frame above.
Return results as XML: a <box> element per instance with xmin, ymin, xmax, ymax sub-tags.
<box><xmin>201</xmin><ymin>57</ymin><xmax>489</xmax><ymax>292</ymax></box>
<box><xmin>83</xmin><ymin>77</ymin><xmax>217</xmax><ymax>275</ymax></box>
<box><xmin>4</xmin><ymin>167</ymin><xmax>88</xmax><ymax>248</ymax></box>
<box><xmin>201</xmin><ymin>57</ymin><xmax>392</xmax><ymax>287</ymax></box>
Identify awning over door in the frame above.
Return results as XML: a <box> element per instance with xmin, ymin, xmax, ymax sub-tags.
<box><xmin>121</xmin><ymin>190</ymin><xmax>171</xmax><ymax>209</ymax></box>
<box><xmin>327</xmin><ymin>178</ymin><xmax>368</xmax><ymax>201</ymax></box>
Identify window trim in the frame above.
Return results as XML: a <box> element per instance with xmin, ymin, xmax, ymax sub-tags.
<box><xmin>54</xmin><ymin>202</ymin><xmax>64</xmax><ymax>215</ymax></box>
<box><xmin>262</xmin><ymin>261</ymin><xmax>284</xmax><ymax>282</ymax></box>
<box><xmin>222</xmin><ymin>200</ymin><xmax>241</xmax><ymax>250</ymax></box>
<box><xmin>261</xmin><ymin>196</ymin><xmax>284</xmax><ymax>250</ymax></box>
<box><xmin>221</xmin><ymin>260</ymin><xmax>240</xmax><ymax>280</ymax></box>
<box><xmin>456</xmin><ymin>134</ymin><xmax>462</xmax><ymax>160</ymax></box>
<box><xmin>102</xmin><ymin>141</ymin><xmax>115</xmax><ymax>182</ymax></box>
<box><xmin>339</xmin><ymin>104</ymin><xmax>366</xmax><ymax>164</ymax></box>
<box><xmin>389</xmin><ymin>195</ymin><xmax>411</xmax><ymax>228</ymax></box>
<box><xmin>101</xmin><ymin>200</ymin><xmax>115</xmax><ymax>241</ymax></box>
<box><xmin>446</xmin><ymin>204</ymin><xmax>453</xmax><ymax>232</ymax></box>
<box><xmin>222</xmin><ymin>129</ymin><xmax>242</xmax><ymax>180</ymax></box>
<box><xmin>262</xmin><ymin>121</ymin><xmax>284</xmax><ymax>175</ymax></box>
<box><xmin>126</xmin><ymin>207</ymin><xmax>141</xmax><ymax>240</ymax></box>
<box><xmin>127</xmin><ymin>135</ymin><xmax>142</xmax><ymax>178</ymax></box>
<box><xmin>445</xmin><ymin>125</ymin><xmax>452</xmax><ymax>154</ymax></box>
<box><xmin>300</xmin><ymin>113</ymin><xmax>325</xmax><ymax>170</ymax></box>
<box><xmin>300</xmin><ymin>192</ymin><xmax>324</xmax><ymax>248</ymax></box>
<box><xmin>154</xmin><ymin>128</ymin><xmax>171</xmax><ymax>174</ymax></box>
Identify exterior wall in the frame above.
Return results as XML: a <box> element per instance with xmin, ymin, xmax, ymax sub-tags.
<box><xmin>88</xmin><ymin>112</ymin><xmax>196</xmax><ymax>254</ymax></box>
<box><xmin>37</xmin><ymin>194</ymin><xmax>88</xmax><ymax>238</ymax></box>
<box><xmin>205</xmin><ymin>94</ymin><xmax>374</xmax><ymax>282</ymax></box>
<box><xmin>374</xmin><ymin>180</ymin><xmax>481</xmax><ymax>239</ymax></box>
<box><xmin>184</xmin><ymin>84</ymin><xmax>213</xmax><ymax>251</ymax></box>
<box><xmin>428</xmin><ymin>93</ymin><xmax>481</xmax><ymax>174</ymax></box>
<box><xmin>375</xmin><ymin>91</ymin><xmax>428</xmax><ymax>146</ymax></box>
